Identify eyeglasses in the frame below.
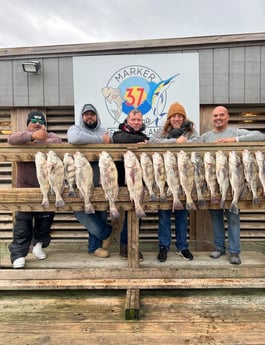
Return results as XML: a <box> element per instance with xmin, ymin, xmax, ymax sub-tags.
<box><xmin>30</xmin><ymin>119</ymin><xmax>45</xmax><ymax>124</ymax></box>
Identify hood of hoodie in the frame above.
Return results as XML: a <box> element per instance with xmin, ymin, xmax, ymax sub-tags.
<box><xmin>79</xmin><ymin>103</ymin><xmax>102</xmax><ymax>131</ymax></box>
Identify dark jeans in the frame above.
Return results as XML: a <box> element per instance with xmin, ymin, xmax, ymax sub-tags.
<box><xmin>158</xmin><ymin>209</ymin><xmax>189</xmax><ymax>251</ymax></box>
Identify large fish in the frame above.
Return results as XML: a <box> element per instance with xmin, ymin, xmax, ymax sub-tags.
<box><xmin>190</xmin><ymin>151</ymin><xmax>206</xmax><ymax>208</ymax></box>
<box><xmin>228</xmin><ymin>151</ymin><xmax>245</xmax><ymax>214</ymax></box>
<box><xmin>63</xmin><ymin>153</ymin><xmax>76</xmax><ymax>197</ymax></box>
<box><xmin>215</xmin><ymin>150</ymin><xmax>230</xmax><ymax>208</ymax></box>
<box><xmin>177</xmin><ymin>150</ymin><xmax>196</xmax><ymax>210</ymax></box>
<box><xmin>124</xmin><ymin>151</ymin><xmax>146</xmax><ymax>218</ymax></box>
<box><xmin>98</xmin><ymin>151</ymin><xmax>120</xmax><ymax>219</ymax></box>
<box><xmin>74</xmin><ymin>151</ymin><xmax>95</xmax><ymax>214</ymax></box>
<box><xmin>140</xmin><ymin>152</ymin><xmax>158</xmax><ymax>201</ymax></box>
<box><xmin>204</xmin><ymin>152</ymin><xmax>220</xmax><ymax>204</ymax></box>
<box><xmin>242</xmin><ymin>149</ymin><xmax>260</xmax><ymax>205</ymax></box>
<box><xmin>163</xmin><ymin>151</ymin><xmax>183</xmax><ymax>210</ymax></box>
<box><xmin>35</xmin><ymin>151</ymin><xmax>50</xmax><ymax>208</ymax></box>
<box><xmin>152</xmin><ymin>152</ymin><xmax>167</xmax><ymax>202</ymax></box>
<box><xmin>46</xmin><ymin>151</ymin><xmax>65</xmax><ymax>208</ymax></box>
<box><xmin>255</xmin><ymin>150</ymin><xmax>265</xmax><ymax>197</ymax></box>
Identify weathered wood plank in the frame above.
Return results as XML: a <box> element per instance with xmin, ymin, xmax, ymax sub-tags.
<box><xmin>0</xmin><ymin>277</ymin><xmax>264</xmax><ymax>290</ymax></box>
<box><xmin>125</xmin><ymin>289</ymin><xmax>140</xmax><ymax>320</ymax></box>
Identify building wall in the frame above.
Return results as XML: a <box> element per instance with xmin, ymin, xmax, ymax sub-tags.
<box><xmin>0</xmin><ymin>33</ymin><xmax>265</xmax><ymax>107</ymax></box>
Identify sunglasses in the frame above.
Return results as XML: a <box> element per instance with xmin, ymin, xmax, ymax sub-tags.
<box><xmin>30</xmin><ymin>119</ymin><xmax>45</xmax><ymax>124</ymax></box>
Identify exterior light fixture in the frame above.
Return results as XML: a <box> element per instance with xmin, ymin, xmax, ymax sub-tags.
<box><xmin>22</xmin><ymin>61</ymin><xmax>41</xmax><ymax>74</ymax></box>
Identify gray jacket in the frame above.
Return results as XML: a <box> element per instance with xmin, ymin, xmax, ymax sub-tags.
<box><xmin>67</xmin><ymin>104</ymin><xmax>109</xmax><ymax>144</ymax></box>
<box><xmin>202</xmin><ymin>127</ymin><xmax>265</xmax><ymax>142</ymax></box>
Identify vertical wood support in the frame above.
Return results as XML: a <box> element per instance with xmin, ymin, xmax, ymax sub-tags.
<box><xmin>127</xmin><ymin>210</ymin><xmax>139</xmax><ymax>269</ymax></box>
<box><xmin>194</xmin><ymin>209</ymin><xmax>214</xmax><ymax>251</ymax></box>
<box><xmin>125</xmin><ymin>210</ymin><xmax>141</xmax><ymax>319</ymax></box>
<box><xmin>124</xmin><ymin>289</ymin><xmax>140</xmax><ymax>320</ymax></box>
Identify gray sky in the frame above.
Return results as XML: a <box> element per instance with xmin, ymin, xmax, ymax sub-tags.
<box><xmin>1</xmin><ymin>0</ymin><xmax>265</xmax><ymax>48</ymax></box>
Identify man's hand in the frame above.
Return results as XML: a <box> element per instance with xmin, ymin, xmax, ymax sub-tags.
<box><xmin>31</xmin><ymin>125</ymin><xmax>49</xmax><ymax>142</ymax></box>
<box><xmin>216</xmin><ymin>137</ymin><xmax>237</xmax><ymax>143</ymax></box>
<box><xmin>102</xmin><ymin>132</ymin><xmax>112</xmax><ymax>144</ymax></box>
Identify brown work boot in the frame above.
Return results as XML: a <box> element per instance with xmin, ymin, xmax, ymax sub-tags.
<box><xmin>91</xmin><ymin>248</ymin><xmax>110</xmax><ymax>258</ymax></box>
<box><xmin>119</xmin><ymin>244</ymin><xmax>144</xmax><ymax>261</ymax></box>
<box><xmin>102</xmin><ymin>232</ymin><xmax>113</xmax><ymax>250</ymax></box>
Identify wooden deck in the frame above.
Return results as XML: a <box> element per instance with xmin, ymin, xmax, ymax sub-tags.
<box><xmin>0</xmin><ymin>288</ymin><xmax>264</xmax><ymax>345</ymax></box>
<box><xmin>0</xmin><ymin>241</ymin><xmax>265</xmax><ymax>345</ymax></box>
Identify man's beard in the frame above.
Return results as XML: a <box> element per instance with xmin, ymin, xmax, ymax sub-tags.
<box><xmin>84</xmin><ymin>121</ymin><xmax>97</xmax><ymax>129</ymax></box>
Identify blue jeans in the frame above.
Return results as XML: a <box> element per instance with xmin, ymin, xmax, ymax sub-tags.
<box><xmin>209</xmin><ymin>209</ymin><xmax>240</xmax><ymax>254</ymax></box>
<box><xmin>74</xmin><ymin>211</ymin><xmax>112</xmax><ymax>253</ymax></box>
<box><xmin>158</xmin><ymin>209</ymin><xmax>189</xmax><ymax>251</ymax></box>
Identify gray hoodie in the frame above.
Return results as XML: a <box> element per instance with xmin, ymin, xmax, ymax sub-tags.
<box><xmin>67</xmin><ymin>104</ymin><xmax>109</xmax><ymax>144</ymax></box>
<box><xmin>67</xmin><ymin>104</ymin><xmax>109</xmax><ymax>186</ymax></box>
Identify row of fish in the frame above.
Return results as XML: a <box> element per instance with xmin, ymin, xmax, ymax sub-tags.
<box><xmin>35</xmin><ymin>149</ymin><xmax>265</xmax><ymax>218</ymax></box>
<box><xmin>126</xmin><ymin>149</ymin><xmax>265</xmax><ymax>215</ymax></box>
<box><xmin>35</xmin><ymin>150</ymin><xmax>121</xmax><ymax>217</ymax></box>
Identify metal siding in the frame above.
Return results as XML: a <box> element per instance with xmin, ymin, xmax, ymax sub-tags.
<box><xmin>28</xmin><ymin>58</ymin><xmax>44</xmax><ymax>106</ymax></box>
<box><xmin>245</xmin><ymin>46</ymin><xmax>261</xmax><ymax>103</ymax></box>
<box><xmin>0</xmin><ymin>61</ymin><xmax>13</xmax><ymax>105</ymax></box>
<box><xmin>44</xmin><ymin>58</ymin><xmax>60</xmax><ymax>106</ymax></box>
<box><xmin>213</xmin><ymin>48</ymin><xmax>229</xmax><ymax>104</ymax></box>
<box><xmin>261</xmin><ymin>46</ymin><xmax>265</xmax><ymax>103</ymax></box>
<box><xmin>13</xmin><ymin>60</ymin><xmax>29</xmax><ymax>106</ymax></box>
<box><xmin>199</xmin><ymin>49</ymin><xmax>214</xmax><ymax>104</ymax></box>
<box><xmin>229</xmin><ymin>47</ymin><xmax>245</xmax><ymax>103</ymax></box>
<box><xmin>58</xmin><ymin>57</ymin><xmax>74</xmax><ymax>106</ymax></box>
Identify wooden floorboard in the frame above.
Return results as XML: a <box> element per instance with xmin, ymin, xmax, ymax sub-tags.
<box><xmin>0</xmin><ymin>289</ymin><xmax>264</xmax><ymax>345</ymax></box>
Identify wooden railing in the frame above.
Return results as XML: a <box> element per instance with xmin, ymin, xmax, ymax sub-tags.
<box><xmin>1</xmin><ymin>142</ymin><xmax>265</xmax><ymax>319</ymax></box>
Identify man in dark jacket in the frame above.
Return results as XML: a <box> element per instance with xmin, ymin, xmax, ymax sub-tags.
<box><xmin>8</xmin><ymin>111</ymin><xmax>62</xmax><ymax>268</ymax></box>
<box><xmin>113</xmin><ymin>109</ymin><xmax>149</xmax><ymax>260</ymax></box>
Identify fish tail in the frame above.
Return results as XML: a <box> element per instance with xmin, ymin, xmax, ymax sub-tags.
<box><xmin>150</xmin><ymin>193</ymin><xmax>159</xmax><ymax>201</ymax></box>
<box><xmin>197</xmin><ymin>198</ymin><xmax>207</xmax><ymax>208</ymax></box>
<box><xmin>42</xmin><ymin>199</ymin><xmax>49</xmax><ymax>208</ymax></box>
<box><xmin>55</xmin><ymin>197</ymin><xmax>65</xmax><ymax>208</ymax></box>
<box><xmin>173</xmin><ymin>199</ymin><xmax>184</xmax><ymax>210</ymax></box>
<box><xmin>229</xmin><ymin>202</ymin><xmax>238</xmax><ymax>214</ymax></box>
<box><xmin>135</xmin><ymin>206</ymin><xmax>146</xmax><ymax>218</ymax></box>
<box><xmin>252</xmin><ymin>197</ymin><xmax>260</xmax><ymax>205</ymax></box>
<box><xmin>160</xmin><ymin>193</ymin><xmax>167</xmax><ymax>202</ymax></box>
<box><xmin>85</xmin><ymin>203</ymin><xmax>95</xmax><ymax>214</ymax></box>
<box><xmin>110</xmin><ymin>205</ymin><xmax>120</xmax><ymax>219</ymax></box>
<box><xmin>186</xmin><ymin>201</ymin><xmax>197</xmax><ymax>210</ymax></box>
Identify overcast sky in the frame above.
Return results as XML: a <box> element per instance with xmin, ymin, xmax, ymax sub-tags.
<box><xmin>1</xmin><ymin>0</ymin><xmax>265</xmax><ymax>48</ymax></box>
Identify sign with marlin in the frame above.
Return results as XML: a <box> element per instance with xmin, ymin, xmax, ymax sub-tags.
<box><xmin>73</xmin><ymin>53</ymin><xmax>199</xmax><ymax>136</ymax></box>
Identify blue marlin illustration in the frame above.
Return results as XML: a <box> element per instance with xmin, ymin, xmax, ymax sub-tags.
<box><xmin>148</xmin><ymin>73</ymin><xmax>179</xmax><ymax>125</ymax></box>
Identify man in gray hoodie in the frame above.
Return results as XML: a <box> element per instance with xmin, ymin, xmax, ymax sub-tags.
<box><xmin>67</xmin><ymin>104</ymin><xmax>113</xmax><ymax>258</ymax></box>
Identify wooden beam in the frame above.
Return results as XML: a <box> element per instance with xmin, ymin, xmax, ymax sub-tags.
<box><xmin>124</xmin><ymin>289</ymin><xmax>140</xmax><ymax>320</ymax></box>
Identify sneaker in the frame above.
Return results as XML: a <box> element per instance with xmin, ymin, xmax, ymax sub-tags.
<box><xmin>13</xmin><ymin>257</ymin><xmax>25</xmax><ymax>269</ymax></box>
<box><xmin>91</xmin><ymin>248</ymin><xmax>110</xmax><ymax>258</ymax></box>
<box><xmin>229</xmin><ymin>253</ymin><xmax>241</xmax><ymax>265</ymax></box>
<box><xmin>120</xmin><ymin>245</ymin><xmax>144</xmax><ymax>261</ymax></box>
<box><xmin>32</xmin><ymin>242</ymin><xmax>46</xmax><ymax>260</ymax></box>
<box><xmin>210</xmin><ymin>250</ymin><xmax>225</xmax><ymax>259</ymax></box>
<box><xmin>102</xmin><ymin>232</ymin><xmax>113</xmax><ymax>250</ymax></box>
<box><xmin>177</xmin><ymin>249</ymin><xmax>194</xmax><ymax>261</ymax></box>
<box><xmin>157</xmin><ymin>246</ymin><xmax>168</xmax><ymax>262</ymax></box>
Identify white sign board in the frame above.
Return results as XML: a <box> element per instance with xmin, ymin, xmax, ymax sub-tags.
<box><xmin>73</xmin><ymin>53</ymin><xmax>200</xmax><ymax>136</ymax></box>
